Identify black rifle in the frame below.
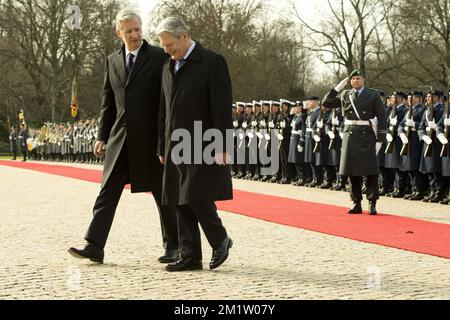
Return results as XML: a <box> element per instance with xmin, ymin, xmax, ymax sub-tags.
<box><xmin>328</xmin><ymin>107</ymin><xmax>338</xmax><ymax>150</ymax></box>
<box><xmin>440</xmin><ymin>101</ymin><xmax>449</xmax><ymax>157</ymax></box>
<box><xmin>313</xmin><ymin>106</ymin><xmax>324</xmax><ymax>153</ymax></box>
<box><xmin>400</xmin><ymin>100</ymin><xmax>413</xmax><ymax>156</ymax></box>
<box><xmin>424</xmin><ymin>103</ymin><xmax>435</xmax><ymax>157</ymax></box>
<box><xmin>385</xmin><ymin>103</ymin><xmax>397</xmax><ymax>154</ymax></box>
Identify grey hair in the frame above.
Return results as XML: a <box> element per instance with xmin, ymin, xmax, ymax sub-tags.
<box><xmin>115</xmin><ymin>9</ymin><xmax>142</xmax><ymax>31</ymax></box>
<box><xmin>155</xmin><ymin>17</ymin><xmax>190</xmax><ymax>38</ymax></box>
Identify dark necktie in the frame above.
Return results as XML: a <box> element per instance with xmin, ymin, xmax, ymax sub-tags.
<box><xmin>354</xmin><ymin>90</ymin><xmax>359</xmax><ymax>99</ymax></box>
<box><xmin>126</xmin><ymin>53</ymin><xmax>135</xmax><ymax>75</ymax></box>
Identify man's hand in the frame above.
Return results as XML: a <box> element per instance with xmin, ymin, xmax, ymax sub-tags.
<box><xmin>94</xmin><ymin>140</ymin><xmax>106</xmax><ymax>157</ymax></box>
<box><xmin>159</xmin><ymin>156</ymin><xmax>165</xmax><ymax>164</ymax></box>
<box><xmin>334</xmin><ymin>77</ymin><xmax>349</xmax><ymax>92</ymax></box>
<box><xmin>215</xmin><ymin>153</ymin><xmax>231</xmax><ymax>166</ymax></box>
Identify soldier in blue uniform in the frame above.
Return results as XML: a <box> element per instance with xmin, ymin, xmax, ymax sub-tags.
<box><xmin>303</xmin><ymin>96</ymin><xmax>323</xmax><ymax>187</ymax></box>
<box><xmin>418</xmin><ymin>90</ymin><xmax>448</xmax><ymax>203</ymax></box>
<box><xmin>436</xmin><ymin>89</ymin><xmax>450</xmax><ymax>204</ymax></box>
<box><xmin>9</xmin><ymin>126</ymin><xmax>18</xmax><ymax>160</ymax></box>
<box><xmin>322</xmin><ymin>70</ymin><xmax>388</xmax><ymax>215</ymax></box>
<box><xmin>384</xmin><ymin>91</ymin><xmax>409</xmax><ymax>198</ymax></box>
<box><xmin>289</xmin><ymin>101</ymin><xmax>310</xmax><ymax>186</ymax></box>
<box><xmin>398</xmin><ymin>91</ymin><xmax>428</xmax><ymax>200</ymax></box>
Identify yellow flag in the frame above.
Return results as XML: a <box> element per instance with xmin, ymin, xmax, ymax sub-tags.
<box><xmin>70</xmin><ymin>76</ymin><xmax>79</xmax><ymax>118</ymax></box>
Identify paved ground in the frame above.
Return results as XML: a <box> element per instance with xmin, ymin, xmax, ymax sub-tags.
<box><xmin>1</xmin><ymin>160</ymin><xmax>450</xmax><ymax>300</ymax></box>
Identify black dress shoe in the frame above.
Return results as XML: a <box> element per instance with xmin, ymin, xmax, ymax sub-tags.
<box><xmin>429</xmin><ymin>194</ymin><xmax>446</xmax><ymax>203</ymax></box>
<box><xmin>391</xmin><ymin>191</ymin><xmax>406</xmax><ymax>198</ymax></box>
<box><xmin>368</xmin><ymin>201</ymin><xmax>377</xmax><ymax>215</ymax></box>
<box><xmin>348</xmin><ymin>202</ymin><xmax>362</xmax><ymax>214</ymax></box>
<box><xmin>165</xmin><ymin>257</ymin><xmax>203</xmax><ymax>272</ymax></box>
<box><xmin>319</xmin><ymin>181</ymin><xmax>333</xmax><ymax>189</ymax></box>
<box><xmin>68</xmin><ymin>243</ymin><xmax>104</xmax><ymax>264</ymax></box>
<box><xmin>409</xmin><ymin>192</ymin><xmax>425</xmax><ymax>201</ymax></box>
<box><xmin>422</xmin><ymin>193</ymin><xmax>436</xmax><ymax>202</ymax></box>
<box><xmin>439</xmin><ymin>197</ymin><xmax>450</xmax><ymax>205</ymax></box>
<box><xmin>158</xmin><ymin>249</ymin><xmax>179</xmax><ymax>263</ymax></box>
<box><xmin>210</xmin><ymin>237</ymin><xmax>233</xmax><ymax>270</ymax></box>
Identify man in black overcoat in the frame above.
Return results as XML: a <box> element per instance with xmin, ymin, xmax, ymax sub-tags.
<box><xmin>68</xmin><ymin>10</ymin><xmax>178</xmax><ymax>264</ymax></box>
<box><xmin>157</xmin><ymin>17</ymin><xmax>233</xmax><ymax>272</ymax></box>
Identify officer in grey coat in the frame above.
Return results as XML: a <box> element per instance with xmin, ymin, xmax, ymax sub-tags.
<box><xmin>322</xmin><ymin>70</ymin><xmax>388</xmax><ymax>215</ymax></box>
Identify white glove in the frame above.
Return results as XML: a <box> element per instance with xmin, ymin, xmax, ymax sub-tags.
<box><xmin>242</xmin><ymin>122</ymin><xmax>248</xmax><ymax>129</ymax></box>
<box><xmin>260</xmin><ymin>120</ymin><xmax>266</xmax><ymax>127</ymax></box>
<box><xmin>317</xmin><ymin>120</ymin><xmax>323</xmax><ymax>129</ymax></box>
<box><xmin>445</xmin><ymin>118</ymin><xmax>450</xmax><ymax>126</ymax></box>
<box><xmin>339</xmin><ymin>132</ymin><xmax>344</xmax><ymax>140</ymax></box>
<box><xmin>256</xmin><ymin>132</ymin><xmax>263</xmax><ymax>139</ymax></box>
<box><xmin>313</xmin><ymin>135</ymin><xmax>321</xmax><ymax>142</ymax></box>
<box><xmin>247</xmin><ymin>132</ymin><xmax>254</xmax><ymax>139</ymax></box>
<box><xmin>332</xmin><ymin>118</ymin><xmax>340</xmax><ymax>126</ymax></box>
<box><xmin>251</xmin><ymin>121</ymin><xmax>256</xmax><ymax>127</ymax></box>
<box><xmin>334</xmin><ymin>77</ymin><xmax>349</xmax><ymax>92</ymax></box>
<box><xmin>280</xmin><ymin>121</ymin><xmax>286</xmax><ymax>129</ymax></box>
<box><xmin>268</xmin><ymin>122</ymin><xmax>274</xmax><ymax>128</ymax></box>
<box><xmin>386</xmin><ymin>133</ymin><xmax>393</xmax><ymax>142</ymax></box>
<box><xmin>428</xmin><ymin>120</ymin><xmax>437</xmax><ymax>130</ymax></box>
<box><xmin>406</xmin><ymin>119</ymin><xmax>415</xmax><ymax>127</ymax></box>
<box><xmin>277</xmin><ymin>133</ymin><xmax>284</xmax><ymax>141</ymax></box>
<box><xmin>9</xmin><ymin>136</ymin><xmax>12</xmax><ymax>140</ymax></box>
<box><xmin>399</xmin><ymin>133</ymin><xmax>409</xmax><ymax>144</ymax></box>
<box><xmin>389</xmin><ymin>116</ymin><xmax>397</xmax><ymax>126</ymax></box>
<box><xmin>297</xmin><ymin>145</ymin><xmax>303</xmax><ymax>152</ymax></box>
<box><xmin>438</xmin><ymin>133</ymin><xmax>449</xmax><ymax>145</ymax></box>
<box><xmin>265</xmin><ymin>133</ymin><xmax>271</xmax><ymax>140</ymax></box>
<box><xmin>327</xmin><ymin>131</ymin><xmax>336</xmax><ymax>140</ymax></box>
<box><xmin>238</xmin><ymin>133</ymin><xmax>244</xmax><ymax>140</ymax></box>
<box><xmin>422</xmin><ymin>135</ymin><xmax>432</xmax><ymax>145</ymax></box>
<box><xmin>376</xmin><ymin>142</ymin><xmax>383</xmax><ymax>155</ymax></box>
<box><xmin>233</xmin><ymin>121</ymin><xmax>238</xmax><ymax>128</ymax></box>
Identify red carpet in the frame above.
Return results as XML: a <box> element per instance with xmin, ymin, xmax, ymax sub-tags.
<box><xmin>2</xmin><ymin>160</ymin><xmax>450</xmax><ymax>259</ymax></box>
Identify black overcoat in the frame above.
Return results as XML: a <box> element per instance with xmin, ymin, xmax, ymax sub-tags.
<box><xmin>158</xmin><ymin>42</ymin><xmax>233</xmax><ymax>205</ymax></box>
<box><xmin>97</xmin><ymin>40</ymin><xmax>168</xmax><ymax>193</ymax></box>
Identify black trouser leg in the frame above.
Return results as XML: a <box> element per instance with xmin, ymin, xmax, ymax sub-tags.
<box><xmin>324</xmin><ymin>166</ymin><xmax>336</xmax><ymax>182</ymax></box>
<box><xmin>436</xmin><ymin>173</ymin><xmax>450</xmax><ymax>196</ymax></box>
<box><xmin>381</xmin><ymin>167</ymin><xmax>395</xmax><ymax>190</ymax></box>
<box><xmin>152</xmin><ymin>188</ymin><xmax>178</xmax><ymax>251</ymax></box>
<box><xmin>177</xmin><ymin>202</ymin><xmax>227</xmax><ymax>260</ymax></box>
<box><xmin>85</xmin><ymin>146</ymin><xmax>129</xmax><ymax>249</ymax></box>
<box><xmin>410</xmin><ymin>171</ymin><xmax>428</xmax><ymax>193</ymax></box>
<box><xmin>350</xmin><ymin>175</ymin><xmax>379</xmax><ymax>202</ymax></box>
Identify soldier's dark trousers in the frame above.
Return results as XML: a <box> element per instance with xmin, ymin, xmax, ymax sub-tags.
<box><xmin>380</xmin><ymin>166</ymin><xmax>395</xmax><ymax>190</ymax></box>
<box><xmin>85</xmin><ymin>143</ymin><xmax>178</xmax><ymax>251</ymax></box>
<box><xmin>323</xmin><ymin>165</ymin><xmax>336</xmax><ymax>182</ymax></box>
<box><xmin>428</xmin><ymin>173</ymin><xmax>450</xmax><ymax>195</ymax></box>
<box><xmin>394</xmin><ymin>169</ymin><xmax>408</xmax><ymax>192</ymax></box>
<box><xmin>177</xmin><ymin>202</ymin><xmax>228</xmax><ymax>260</ymax></box>
<box><xmin>350</xmin><ymin>175</ymin><xmax>379</xmax><ymax>202</ymax></box>
<box><xmin>409</xmin><ymin>171</ymin><xmax>428</xmax><ymax>193</ymax></box>
<box><xmin>22</xmin><ymin>152</ymin><xmax>27</xmax><ymax>161</ymax></box>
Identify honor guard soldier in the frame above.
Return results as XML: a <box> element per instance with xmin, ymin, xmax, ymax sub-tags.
<box><xmin>322</xmin><ymin>70</ymin><xmax>388</xmax><ymax>215</ymax></box>
<box><xmin>231</xmin><ymin>103</ymin><xmax>238</xmax><ymax>176</ymax></box>
<box><xmin>250</xmin><ymin>101</ymin><xmax>264</xmax><ymax>180</ymax></box>
<box><xmin>377</xmin><ymin>92</ymin><xmax>394</xmax><ymax>195</ymax></box>
<box><xmin>234</xmin><ymin>102</ymin><xmax>246</xmax><ymax>178</ymax></box>
<box><xmin>268</xmin><ymin>101</ymin><xmax>282</xmax><ymax>183</ymax></box>
<box><xmin>18</xmin><ymin>123</ymin><xmax>29</xmax><ymax>162</ymax></box>
<box><xmin>304</xmin><ymin>96</ymin><xmax>323</xmax><ymax>187</ymax></box>
<box><xmin>289</xmin><ymin>101</ymin><xmax>308</xmax><ymax>185</ymax></box>
<box><xmin>437</xmin><ymin>89</ymin><xmax>450</xmax><ymax>204</ymax></box>
<box><xmin>242</xmin><ymin>102</ymin><xmax>255</xmax><ymax>180</ymax></box>
<box><xmin>326</xmin><ymin>101</ymin><xmax>347</xmax><ymax>191</ymax></box>
<box><xmin>9</xmin><ymin>126</ymin><xmax>18</xmax><ymax>160</ymax></box>
<box><xmin>277</xmin><ymin>99</ymin><xmax>295</xmax><ymax>184</ymax></box>
<box><xmin>419</xmin><ymin>90</ymin><xmax>448</xmax><ymax>203</ymax></box>
<box><xmin>398</xmin><ymin>91</ymin><xmax>428</xmax><ymax>200</ymax></box>
<box><xmin>384</xmin><ymin>91</ymin><xmax>409</xmax><ymax>198</ymax></box>
<box><xmin>259</xmin><ymin>101</ymin><xmax>272</xmax><ymax>182</ymax></box>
